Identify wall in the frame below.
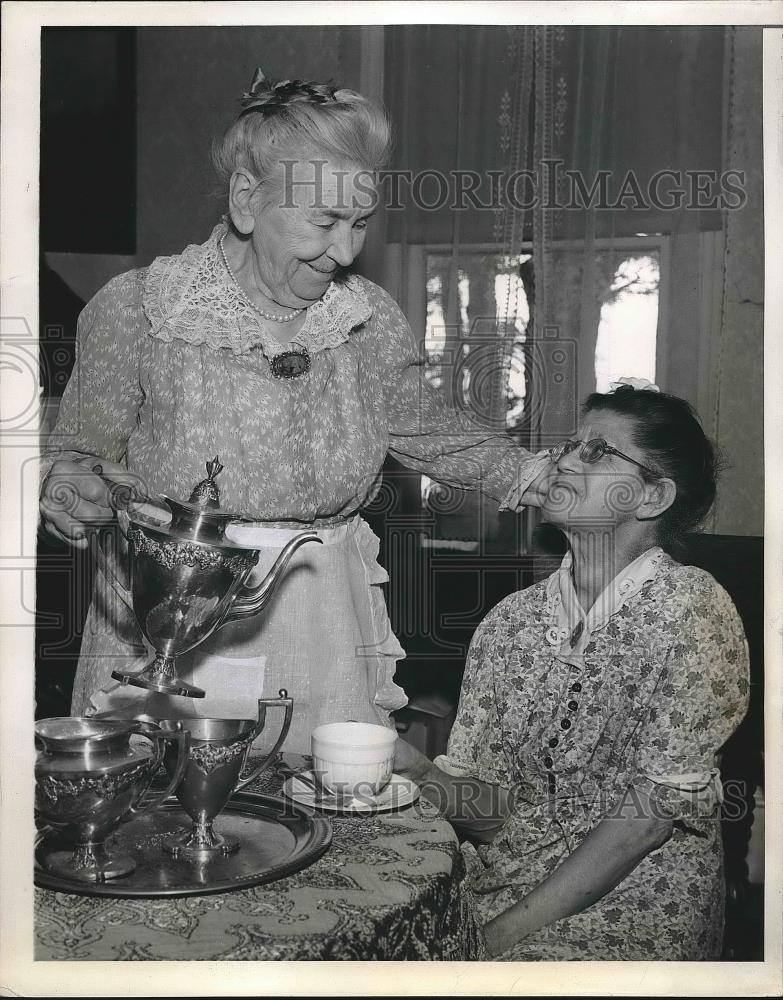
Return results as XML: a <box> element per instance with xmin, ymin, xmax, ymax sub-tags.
<box><xmin>45</xmin><ymin>25</ymin><xmax>364</xmax><ymax>302</ymax></box>
<box><xmin>659</xmin><ymin>31</ymin><xmax>763</xmax><ymax>536</ymax></box>
<box><xmin>134</xmin><ymin>26</ymin><xmax>362</xmax><ymax>260</ymax></box>
<box><xmin>711</xmin><ymin>29</ymin><xmax>764</xmax><ymax>536</ymax></box>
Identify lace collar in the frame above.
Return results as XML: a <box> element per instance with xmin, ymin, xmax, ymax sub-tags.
<box><xmin>544</xmin><ymin>546</ymin><xmax>666</xmax><ymax>668</ymax></box>
<box><xmin>142</xmin><ymin>224</ymin><xmax>373</xmax><ymax>357</ymax></box>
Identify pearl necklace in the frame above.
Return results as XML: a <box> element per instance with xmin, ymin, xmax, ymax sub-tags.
<box><xmin>218</xmin><ymin>234</ymin><xmax>303</xmax><ymax>323</ymax></box>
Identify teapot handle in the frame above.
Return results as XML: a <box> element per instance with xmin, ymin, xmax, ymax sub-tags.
<box><xmin>89</xmin><ymin>521</ymin><xmax>134</xmax><ymax>613</ymax></box>
<box><xmin>86</xmin><ymin>464</ymin><xmax>140</xmax><ymax>610</ymax></box>
<box><xmin>129</xmin><ymin>725</ymin><xmax>191</xmax><ymax>818</ymax></box>
<box><xmin>89</xmin><ymin>463</ymin><xmax>169</xmax><ymax>613</ymax></box>
<box><xmin>235</xmin><ymin>690</ymin><xmax>294</xmax><ymax>792</ymax></box>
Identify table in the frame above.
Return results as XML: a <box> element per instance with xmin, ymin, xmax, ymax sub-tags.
<box><xmin>34</xmin><ymin>756</ymin><xmax>486</xmax><ymax>961</ymax></box>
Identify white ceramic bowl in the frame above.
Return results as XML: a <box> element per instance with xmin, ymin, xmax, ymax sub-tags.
<box><xmin>311</xmin><ymin>722</ymin><xmax>397</xmax><ymax>797</ymax></box>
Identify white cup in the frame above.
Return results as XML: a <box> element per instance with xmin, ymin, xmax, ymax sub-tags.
<box><xmin>311</xmin><ymin>722</ymin><xmax>397</xmax><ymax>799</ymax></box>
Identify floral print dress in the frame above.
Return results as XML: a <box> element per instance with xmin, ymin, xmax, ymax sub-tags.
<box><xmin>436</xmin><ymin>547</ymin><xmax>750</xmax><ymax>960</ymax></box>
<box><xmin>43</xmin><ymin>225</ymin><xmax>542</xmax><ymax>747</ymax></box>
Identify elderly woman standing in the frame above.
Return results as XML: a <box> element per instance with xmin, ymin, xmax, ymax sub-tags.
<box><xmin>394</xmin><ymin>384</ymin><xmax>750</xmax><ymax>960</ymax></box>
<box><xmin>39</xmin><ymin>72</ymin><xmax>546</xmax><ymax>752</ymax></box>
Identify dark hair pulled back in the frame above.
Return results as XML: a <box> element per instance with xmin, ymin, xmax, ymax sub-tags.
<box><xmin>583</xmin><ymin>386</ymin><xmax>720</xmax><ymax>548</ymax></box>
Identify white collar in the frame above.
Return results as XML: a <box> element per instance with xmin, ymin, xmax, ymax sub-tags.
<box><xmin>544</xmin><ymin>546</ymin><xmax>666</xmax><ymax>668</ymax></box>
<box><xmin>142</xmin><ymin>224</ymin><xmax>373</xmax><ymax>358</ymax></box>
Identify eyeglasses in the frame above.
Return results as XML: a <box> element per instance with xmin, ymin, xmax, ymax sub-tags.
<box><xmin>549</xmin><ymin>438</ymin><xmax>662</xmax><ymax>480</ymax></box>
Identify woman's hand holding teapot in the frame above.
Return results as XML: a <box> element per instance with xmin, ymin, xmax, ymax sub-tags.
<box><xmin>40</xmin><ymin>455</ymin><xmax>144</xmax><ymax>549</ymax></box>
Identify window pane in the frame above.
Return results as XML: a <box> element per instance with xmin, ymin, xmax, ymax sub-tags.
<box><xmin>424</xmin><ymin>243</ymin><xmax>661</xmax><ymax>442</ymax></box>
<box><xmin>425</xmin><ymin>252</ymin><xmax>531</xmax><ymax>429</ymax></box>
<box><xmin>594</xmin><ymin>253</ymin><xmax>660</xmax><ymax>392</ymax></box>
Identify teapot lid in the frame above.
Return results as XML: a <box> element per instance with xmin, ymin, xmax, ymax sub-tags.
<box><xmin>187</xmin><ymin>456</ymin><xmax>223</xmax><ymax>509</ymax></box>
<box><xmin>127</xmin><ymin>456</ymin><xmax>251</xmax><ymax>544</ymax></box>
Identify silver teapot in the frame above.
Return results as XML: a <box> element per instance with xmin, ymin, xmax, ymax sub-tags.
<box><xmin>109</xmin><ymin>457</ymin><xmax>321</xmax><ymax>699</ymax></box>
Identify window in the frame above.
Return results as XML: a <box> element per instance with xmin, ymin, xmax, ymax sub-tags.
<box><xmin>422</xmin><ymin>237</ymin><xmax>667</xmax><ymax>428</ymax></box>
<box><xmin>593</xmin><ymin>252</ymin><xmax>661</xmax><ymax>392</ymax></box>
<box><xmin>424</xmin><ymin>251</ymin><xmax>532</xmax><ymax>429</ymax></box>
<box><xmin>411</xmin><ymin>236</ymin><xmax>669</xmax><ymax>513</ymax></box>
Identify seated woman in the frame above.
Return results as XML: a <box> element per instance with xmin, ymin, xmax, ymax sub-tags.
<box><xmin>394</xmin><ymin>381</ymin><xmax>750</xmax><ymax>961</ymax></box>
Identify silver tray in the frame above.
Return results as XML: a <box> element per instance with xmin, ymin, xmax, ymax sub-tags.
<box><xmin>34</xmin><ymin>791</ymin><xmax>332</xmax><ymax>898</ymax></box>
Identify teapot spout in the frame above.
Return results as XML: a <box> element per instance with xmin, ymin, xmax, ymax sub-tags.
<box><xmin>219</xmin><ymin>532</ymin><xmax>322</xmax><ymax>626</ymax></box>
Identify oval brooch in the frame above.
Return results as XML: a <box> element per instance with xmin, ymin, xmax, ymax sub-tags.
<box><xmin>270</xmin><ymin>348</ymin><xmax>311</xmax><ymax>379</ymax></box>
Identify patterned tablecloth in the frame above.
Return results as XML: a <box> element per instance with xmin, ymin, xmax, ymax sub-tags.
<box><xmin>34</xmin><ymin>756</ymin><xmax>485</xmax><ymax>961</ymax></box>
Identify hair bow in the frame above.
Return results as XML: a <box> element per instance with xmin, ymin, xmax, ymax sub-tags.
<box><xmin>244</xmin><ymin>66</ymin><xmax>268</xmax><ymax>97</ymax></box>
<box><xmin>240</xmin><ymin>67</ymin><xmax>338</xmax><ymax>116</ymax></box>
<box><xmin>609</xmin><ymin>377</ymin><xmax>661</xmax><ymax>393</ymax></box>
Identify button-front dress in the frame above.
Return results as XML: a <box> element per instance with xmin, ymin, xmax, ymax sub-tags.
<box><xmin>436</xmin><ymin>547</ymin><xmax>750</xmax><ymax>959</ymax></box>
<box><xmin>43</xmin><ymin>225</ymin><xmax>543</xmax><ymax>753</ymax></box>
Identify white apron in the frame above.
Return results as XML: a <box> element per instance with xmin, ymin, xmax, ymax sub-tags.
<box><xmin>77</xmin><ymin>516</ymin><xmax>408</xmax><ymax>755</ymax></box>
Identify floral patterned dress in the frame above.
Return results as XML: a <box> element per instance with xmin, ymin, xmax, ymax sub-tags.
<box><xmin>43</xmin><ymin>225</ymin><xmax>542</xmax><ymax>749</ymax></box>
<box><xmin>436</xmin><ymin>547</ymin><xmax>750</xmax><ymax>960</ymax></box>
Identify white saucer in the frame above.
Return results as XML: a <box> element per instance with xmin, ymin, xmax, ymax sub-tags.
<box><xmin>282</xmin><ymin>772</ymin><xmax>420</xmax><ymax>814</ymax></box>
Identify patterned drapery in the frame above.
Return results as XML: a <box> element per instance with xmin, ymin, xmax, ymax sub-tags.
<box><xmin>381</xmin><ymin>25</ymin><xmax>762</xmax><ymax>539</ymax></box>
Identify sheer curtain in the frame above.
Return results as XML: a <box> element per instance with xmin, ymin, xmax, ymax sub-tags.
<box><xmin>528</xmin><ymin>26</ymin><xmax>727</xmax><ymax>448</ymax></box>
<box><xmin>383</xmin><ymin>25</ymin><xmax>535</xmax><ymax>423</ymax></box>
<box><xmin>381</xmin><ymin>25</ymin><xmax>761</xmax><ymax>539</ymax></box>
<box><xmin>530</xmin><ymin>26</ymin><xmax>762</xmax><ymax>534</ymax></box>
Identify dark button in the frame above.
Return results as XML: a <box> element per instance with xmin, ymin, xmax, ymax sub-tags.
<box><xmin>570</xmin><ymin>682</ymin><xmax>582</xmax><ymax>693</ymax></box>
<box><xmin>547</xmin><ymin>774</ymin><xmax>556</xmax><ymax>793</ymax></box>
<box><xmin>568</xmin><ymin>700</ymin><xmax>579</xmax><ymax>711</ymax></box>
<box><xmin>548</xmin><ymin>737</ymin><xmax>559</xmax><ymax>748</ymax></box>
<box><xmin>543</xmin><ymin>755</ymin><xmax>553</xmax><ymax>768</ymax></box>
<box><xmin>560</xmin><ymin>718</ymin><xmax>572</xmax><ymax>730</ymax></box>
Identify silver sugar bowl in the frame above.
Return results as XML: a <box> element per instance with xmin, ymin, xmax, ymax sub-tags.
<box><xmin>34</xmin><ymin>716</ymin><xmax>190</xmax><ymax>882</ymax></box>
